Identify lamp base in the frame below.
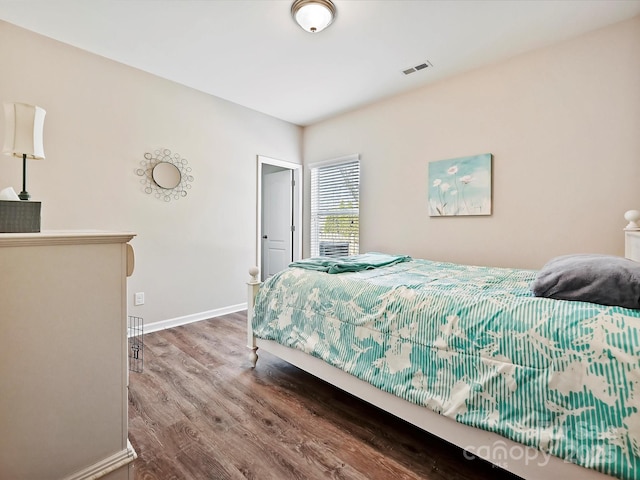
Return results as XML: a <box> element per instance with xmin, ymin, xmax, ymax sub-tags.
<box><xmin>19</xmin><ymin>154</ymin><xmax>31</xmax><ymax>201</ymax></box>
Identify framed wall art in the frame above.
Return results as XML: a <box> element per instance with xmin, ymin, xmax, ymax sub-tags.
<box><xmin>428</xmin><ymin>153</ymin><xmax>492</xmax><ymax>217</ymax></box>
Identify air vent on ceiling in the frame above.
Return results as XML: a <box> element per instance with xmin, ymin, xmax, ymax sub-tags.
<box><xmin>403</xmin><ymin>61</ymin><xmax>433</xmax><ymax>76</ymax></box>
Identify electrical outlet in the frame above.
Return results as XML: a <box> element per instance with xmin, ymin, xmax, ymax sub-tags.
<box><xmin>134</xmin><ymin>292</ymin><xmax>145</xmax><ymax>306</ymax></box>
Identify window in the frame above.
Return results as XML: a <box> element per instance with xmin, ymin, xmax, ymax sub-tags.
<box><xmin>310</xmin><ymin>155</ymin><xmax>360</xmax><ymax>257</ymax></box>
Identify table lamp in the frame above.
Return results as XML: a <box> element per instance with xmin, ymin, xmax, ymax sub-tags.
<box><xmin>2</xmin><ymin>102</ymin><xmax>46</xmax><ymax>200</ymax></box>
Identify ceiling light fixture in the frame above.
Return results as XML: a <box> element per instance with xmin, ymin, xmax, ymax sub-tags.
<box><xmin>291</xmin><ymin>0</ymin><xmax>336</xmax><ymax>33</ymax></box>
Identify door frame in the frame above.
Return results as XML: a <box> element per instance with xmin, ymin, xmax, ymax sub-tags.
<box><xmin>257</xmin><ymin>155</ymin><xmax>302</xmax><ymax>280</ymax></box>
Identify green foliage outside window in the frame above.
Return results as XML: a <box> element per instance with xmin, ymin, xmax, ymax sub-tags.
<box><xmin>322</xmin><ymin>201</ymin><xmax>358</xmax><ymax>237</ymax></box>
<box><xmin>320</xmin><ymin>201</ymin><xmax>359</xmax><ymax>255</ymax></box>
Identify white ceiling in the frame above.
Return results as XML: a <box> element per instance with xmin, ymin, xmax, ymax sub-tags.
<box><xmin>1</xmin><ymin>0</ymin><xmax>639</xmax><ymax>126</ymax></box>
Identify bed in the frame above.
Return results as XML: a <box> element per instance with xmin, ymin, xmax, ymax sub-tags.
<box><xmin>247</xmin><ymin>231</ymin><xmax>640</xmax><ymax>480</ymax></box>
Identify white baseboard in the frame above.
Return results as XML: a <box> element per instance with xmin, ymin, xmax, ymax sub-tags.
<box><xmin>143</xmin><ymin>303</ymin><xmax>247</xmax><ymax>334</ymax></box>
<box><xmin>64</xmin><ymin>439</ymin><xmax>137</xmax><ymax>480</ymax></box>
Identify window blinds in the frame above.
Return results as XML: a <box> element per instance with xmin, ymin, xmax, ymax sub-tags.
<box><xmin>310</xmin><ymin>158</ymin><xmax>360</xmax><ymax>257</ymax></box>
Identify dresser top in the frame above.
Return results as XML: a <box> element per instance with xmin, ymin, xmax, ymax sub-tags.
<box><xmin>0</xmin><ymin>230</ymin><xmax>136</xmax><ymax>247</ymax></box>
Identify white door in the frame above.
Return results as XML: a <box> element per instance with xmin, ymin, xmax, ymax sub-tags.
<box><xmin>262</xmin><ymin>169</ymin><xmax>293</xmax><ymax>279</ymax></box>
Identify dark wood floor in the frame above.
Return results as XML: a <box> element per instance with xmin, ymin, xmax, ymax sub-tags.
<box><xmin>128</xmin><ymin>312</ymin><xmax>521</xmax><ymax>480</ymax></box>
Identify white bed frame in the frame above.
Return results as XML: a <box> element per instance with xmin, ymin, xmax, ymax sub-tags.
<box><xmin>246</xmin><ymin>230</ymin><xmax>640</xmax><ymax>480</ymax></box>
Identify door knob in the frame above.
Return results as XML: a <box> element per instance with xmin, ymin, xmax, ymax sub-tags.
<box><xmin>262</xmin><ymin>235</ymin><xmax>268</xmax><ymax>239</ymax></box>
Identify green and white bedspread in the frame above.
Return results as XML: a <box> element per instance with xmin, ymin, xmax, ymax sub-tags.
<box><xmin>252</xmin><ymin>258</ymin><xmax>640</xmax><ymax>479</ymax></box>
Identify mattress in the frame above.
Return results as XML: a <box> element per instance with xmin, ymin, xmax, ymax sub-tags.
<box><xmin>252</xmin><ymin>259</ymin><xmax>640</xmax><ymax>480</ymax></box>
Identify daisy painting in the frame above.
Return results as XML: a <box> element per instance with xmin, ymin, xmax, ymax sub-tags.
<box><xmin>428</xmin><ymin>153</ymin><xmax>492</xmax><ymax>216</ymax></box>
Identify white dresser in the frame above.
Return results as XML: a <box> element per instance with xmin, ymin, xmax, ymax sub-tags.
<box><xmin>0</xmin><ymin>231</ymin><xmax>137</xmax><ymax>480</ymax></box>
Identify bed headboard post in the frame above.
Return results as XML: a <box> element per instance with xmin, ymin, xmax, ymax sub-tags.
<box><xmin>247</xmin><ymin>266</ymin><xmax>261</xmax><ymax>367</ymax></box>
<box><xmin>625</xmin><ymin>231</ymin><xmax>640</xmax><ymax>262</ymax></box>
<box><xmin>624</xmin><ymin>210</ymin><xmax>640</xmax><ymax>262</ymax></box>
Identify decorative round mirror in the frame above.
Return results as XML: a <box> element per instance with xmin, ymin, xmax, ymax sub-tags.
<box><xmin>152</xmin><ymin>162</ymin><xmax>181</xmax><ymax>189</ymax></box>
<box><xmin>136</xmin><ymin>148</ymin><xmax>194</xmax><ymax>202</ymax></box>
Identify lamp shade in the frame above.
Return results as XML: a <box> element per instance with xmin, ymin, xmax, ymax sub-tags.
<box><xmin>3</xmin><ymin>102</ymin><xmax>46</xmax><ymax>160</ymax></box>
<box><xmin>291</xmin><ymin>0</ymin><xmax>336</xmax><ymax>33</ymax></box>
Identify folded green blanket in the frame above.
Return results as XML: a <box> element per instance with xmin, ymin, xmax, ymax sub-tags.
<box><xmin>290</xmin><ymin>252</ymin><xmax>412</xmax><ymax>274</ymax></box>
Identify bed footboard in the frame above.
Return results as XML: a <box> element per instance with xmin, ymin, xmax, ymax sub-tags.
<box><xmin>247</xmin><ymin>266</ymin><xmax>261</xmax><ymax>368</ymax></box>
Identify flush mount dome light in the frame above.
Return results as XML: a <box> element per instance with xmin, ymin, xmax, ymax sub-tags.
<box><xmin>291</xmin><ymin>0</ymin><xmax>336</xmax><ymax>33</ymax></box>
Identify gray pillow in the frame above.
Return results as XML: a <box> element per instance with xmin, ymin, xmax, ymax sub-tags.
<box><xmin>531</xmin><ymin>254</ymin><xmax>640</xmax><ymax>309</ymax></box>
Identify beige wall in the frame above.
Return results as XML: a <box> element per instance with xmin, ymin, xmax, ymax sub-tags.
<box><xmin>303</xmin><ymin>15</ymin><xmax>640</xmax><ymax>269</ymax></box>
<box><xmin>0</xmin><ymin>21</ymin><xmax>302</xmax><ymax>327</ymax></box>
